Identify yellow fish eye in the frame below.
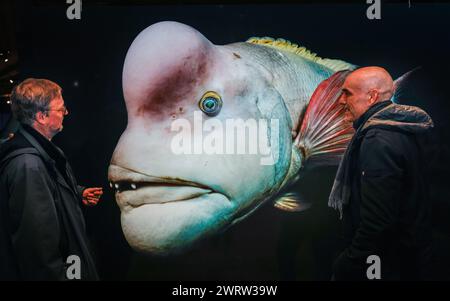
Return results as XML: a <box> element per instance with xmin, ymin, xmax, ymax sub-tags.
<box><xmin>198</xmin><ymin>91</ymin><xmax>222</xmax><ymax>116</ymax></box>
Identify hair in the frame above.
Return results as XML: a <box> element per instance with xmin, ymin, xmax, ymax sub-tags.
<box><xmin>10</xmin><ymin>78</ymin><xmax>62</xmax><ymax>125</ymax></box>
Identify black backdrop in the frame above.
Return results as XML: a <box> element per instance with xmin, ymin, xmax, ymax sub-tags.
<box><xmin>4</xmin><ymin>1</ymin><xmax>450</xmax><ymax>280</ymax></box>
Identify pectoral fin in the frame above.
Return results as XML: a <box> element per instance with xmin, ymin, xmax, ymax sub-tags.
<box><xmin>294</xmin><ymin>70</ymin><xmax>354</xmax><ymax>168</ymax></box>
<box><xmin>274</xmin><ymin>191</ymin><xmax>312</xmax><ymax>212</ymax></box>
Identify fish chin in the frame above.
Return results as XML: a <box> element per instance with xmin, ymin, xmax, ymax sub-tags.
<box><xmin>120</xmin><ymin>192</ymin><xmax>234</xmax><ymax>254</ymax></box>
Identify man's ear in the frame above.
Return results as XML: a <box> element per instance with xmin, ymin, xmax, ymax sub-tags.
<box><xmin>368</xmin><ymin>89</ymin><xmax>379</xmax><ymax>105</ymax></box>
<box><xmin>35</xmin><ymin>111</ymin><xmax>48</xmax><ymax>125</ymax></box>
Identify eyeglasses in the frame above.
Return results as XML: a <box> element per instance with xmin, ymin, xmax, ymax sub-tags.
<box><xmin>46</xmin><ymin>106</ymin><xmax>68</xmax><ymax>114</ymax></box>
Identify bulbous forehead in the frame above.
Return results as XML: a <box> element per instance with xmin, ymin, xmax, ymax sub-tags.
<box><xmin>122</xmin><ymin>22</ymin><xmax>216</xmax><ymax>120</ymax></box>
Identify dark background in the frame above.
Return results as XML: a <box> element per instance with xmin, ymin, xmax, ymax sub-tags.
<box><xmin>1</xmin><ymin>0</ymin><xmax>449</xmax><ymax>280</ymax></box>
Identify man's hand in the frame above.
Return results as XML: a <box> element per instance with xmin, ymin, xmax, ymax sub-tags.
<box><xmin>82</xmin><ymin>187</ymin><xmax>103</xmax><ymax>206</ymax></box>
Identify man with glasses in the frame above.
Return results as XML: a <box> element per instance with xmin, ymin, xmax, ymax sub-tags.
<box><xmin>0</xmin><ymin>78</ymin><xmax>101</xmax><ymax>280</ymax></box>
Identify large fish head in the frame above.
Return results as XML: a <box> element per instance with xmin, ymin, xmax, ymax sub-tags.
<box><xmin>109</xmin><ymin>21</ymin><xmax>294</xmax><ymax>254</ymax></box>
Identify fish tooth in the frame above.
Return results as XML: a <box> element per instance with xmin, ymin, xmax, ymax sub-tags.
<box><xmin>131</xmin><ymin>183</ymin><xmax>137</xmax><ymax>190</ymax></box>
<box><xmin>109</xmin><ymin>182</ymin><xmax>113</xmax><ymax>188</ymax></box>
<box><xmin>114</xmin><ymin>183</ymin><xmax>119</xmax><ymax>189</ymax></box>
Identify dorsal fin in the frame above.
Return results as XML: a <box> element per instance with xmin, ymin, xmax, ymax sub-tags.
<box><xmin>294</xmin><ymin>70</ymin><xmax>354</xmax><ymax>167</ymax></box>
<box><xmin>246</xmin><ymin>37</ymin><xmax>355</xmax><ymax>72</ymax></box>
<box><xmin>392</xmin><ymin>67</ymin><xmax>421</xmax><ymax>104</ymax></box>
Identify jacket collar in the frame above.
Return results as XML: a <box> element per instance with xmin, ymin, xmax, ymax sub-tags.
<box><xmin>20</xmin><ymin>124</ymin><xmax>75</xmax><ymax>194</ymax></box>
<box><xmin>21</xmin><ymin>124</ymin><xmax>67</xmax><ymax>165</ymax></box>
<box><xmin>353</xmin><ymin>100</ymin><xmax>392</xmax><ymax>130</ymax></box>
<box><xmin>352</xmin><ymin>100</ymin><xmax>392</xmax><ymax>131</ymax></box>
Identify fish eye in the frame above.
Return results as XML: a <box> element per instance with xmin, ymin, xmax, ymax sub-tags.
<box><xmin>199</xmin><ymin>91</ymin><xmax>222</xmax><ymax>117</ymax></box>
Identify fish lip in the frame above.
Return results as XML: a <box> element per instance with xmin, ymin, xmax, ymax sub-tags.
<box><xmin>108</xmin><ymin>164</ymin><xmax>212</xmax><ymax>189</ymax></box>
<box><xmin>120</xmin><ymin>191</ymin><xmax>213</xmax><ymax>209</ymax></box>
<box><xmin>108</xmin><ymin>164</ymin><xmax>221</xmax><ymax>207</ymax></box>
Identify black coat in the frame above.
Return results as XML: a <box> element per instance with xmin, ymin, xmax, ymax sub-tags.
<box><xmin>0</xmin><ymin>125</ymin><xmax>99</xmax><ymax>280</ymax></box>
<box><xmin>333</xmin><ymin>101</ymin><xmax>434</xmax><ymax>280</ymax></box>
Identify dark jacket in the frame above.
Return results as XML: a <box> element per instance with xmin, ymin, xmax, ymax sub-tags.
<box><xmin>0</xmin><ymin>124</ymin><xmax>99</xmax><ymax>280</ymax></box>
<box><xmin>333</xmin><ymin>101</ymin><xmax>434</xmax><ymax>280</ymax></box>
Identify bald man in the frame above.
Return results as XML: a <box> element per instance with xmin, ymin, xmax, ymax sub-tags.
<box><xmin>329</xmin><ymin>67</ymin><xmax>434</xmax><ymax>280</ymax></box>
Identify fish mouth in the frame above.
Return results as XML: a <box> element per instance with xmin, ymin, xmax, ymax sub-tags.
<box><xmin>108</xmin><ymin>164</ymin><xmax>217</xmax><ymax>209</ymax></box>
